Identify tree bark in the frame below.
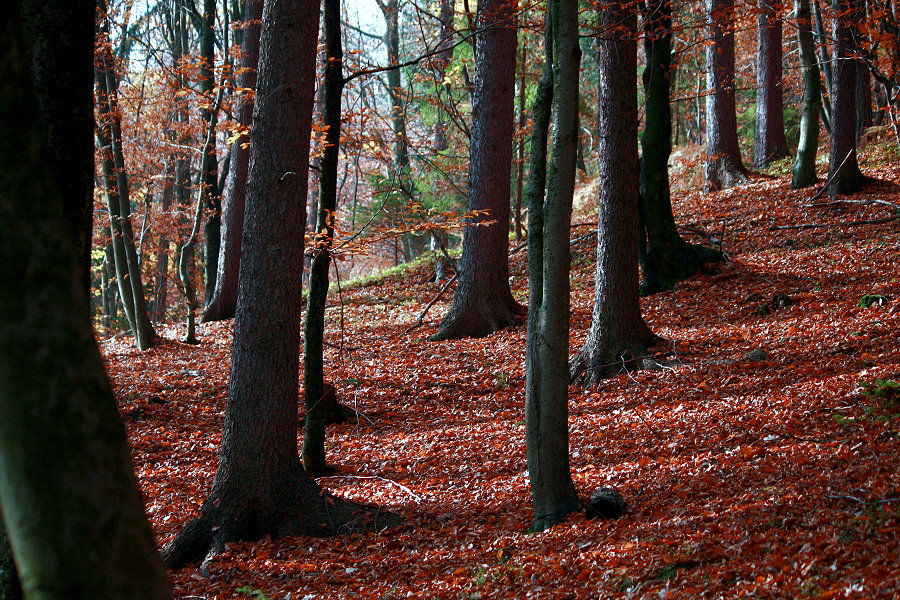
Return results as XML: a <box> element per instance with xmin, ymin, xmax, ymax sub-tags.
<box><xmin>200</xmin><ymin>0</ymin><xmax>221</xmax><ymax>305</ymax></box>
<box><xmin>162</xmin><ymin>0</ymin><xmax>397</xmax><ymax>570</ymax></box>
<box><xmin>827</xmin><ymin>0</ymin><xmax>866</xmax><ymax>196</ymax></box>
<box><xmin>639</xmin><ymin>0</ymin><xmax>723</xmax><ymax>295</ymax></box>
<box><xmin>791</xmin><ymin>0</ymin><xmax>822</xmax><ymax>188</ymax></box>
<box><xmin>303</xmin><ymin>0</ymin><xmax>344</xmax><ymax>476</ymax></box>
<box><xmin>202</xmin><ymin>0</ymin><xmax>263</xmax><ymax>322</ymax></box>
<box><xmin>0</xmin><ymin>506</ymin><xmax>22</xmax><ymax>600</ymax></box>
<box><xmin>431</xmin><ymin>0</ymin><xmax>523</xmax><ymax>341</ymax></box>
<box><xmin>753</xmin><ymin>0</ymin><xmax>790</xmax><ymax>167</ymax></box>
<box><xmin>704</xmin><ymin>0</ymin><xmax>747</xmax><ymax>190</ymax></box>
<box><xmin>1</xmin><ymin>4</ymin><xmax>171</xmax><ymax>597</ymax></box>
<box><xmin>570</xmin><ymin>0</ymin><xmax>659</xmax><ymax>385</ymax></box>
<box><xmin>525</xmin><ymin>0</ymin><xmax>580</xmax><ymax>533</ymax></box>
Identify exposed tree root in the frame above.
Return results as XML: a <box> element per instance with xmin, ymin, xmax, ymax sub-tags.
<box><xmin>429</xmin><ymin>297</ymin><xmax>525</xmax><ymax>341</ymax></box>
<box><xmin>569</xmin><ymin>334</ymin><xmax>665</xmax><ymax>386</ymax></box>
<box><xmin>162</xmin><ymin>464</ymin><xmax>402</xmax><ymax>571</ymax></box>
<box><xmin>641</xmin><ymin>238</ymin><xmax>723</xmax><ymax>296</ymax></box>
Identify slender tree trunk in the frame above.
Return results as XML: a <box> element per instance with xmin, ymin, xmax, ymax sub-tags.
<box><xmin>525</xmin><ymin>0</ymin><xmax>580</xmax><ymax>533</ymax></box>
<box><xmin>639</xmin><ymin>0</ymin><xmax>722</xmax><ymax>295</ymax></box>
<box><xmin>827</xmin><ymin>0</ymin><xmax>866</xmax><ymax>196</ymax></box>
<box><xmin>704</xmin><ymin>0</ymin><xmax>747</xmax><ymax>190</ymax></box>
<box><xmin>570</xmin><ymin>0</ymin><xmax>659</xmax><ymax>385</ymax></box>
<box><xmin>162</xmin><ymin>0</ymin><xmax>397</xmax><ymax>570</ymax></box>
<box><xmin>1</xmin><ymin>4</ymin><xmax>171</xmax><ymax>596</ymax></box>
<box><xmin>153</xmin><ymin>160</ymin><xmax>175</xmax><ymax>321</ymax></box>
<box><xmin>200</xmin><ymin>0</ymin><xmax>221</xmax><ymax>304</ymax></box>
<box><xmin>380</xmin><ymin>0</ymin><xmax>409</xmax><ymax>171</ymax></box>
<box><xmin>432</xmin><ymin>0</ymin><xmax>454</xmax><ymax>153</ymax></box>
<box><xmin>791</xmin><ymin>0</ymin><xmax>822</xmax><ymax>188</ymax></box>
<box><xmin>514</xmin><ymin>41</ymin><xmax>527</xmax><ymax>242</ymax></box>
<box><xmin>303</xmin><ymin>0</ymin><xmax>344</xmax><ymax>476</ymax></box>
<box><xmin>753</xmin><ymin>0</ymin><xmax>790</xmax><ymax>167</ymax></box>
<box><xmin>95</xmin><ymin>9</ymin><xmax>155</xmax><ymax>350</ymax></box>
<box><xmin>812</xmin><ymin>0</ymin><xmax>833</xmax><ymax>132</ymax></box>
<box><xmin>202</xmin><ymin>0</ymin><xmax>263</xmax><ymax>322</ymax></box>
<box><xmin>431</xmin><ymin>0</ymin><xmax>522</xmax><ymax>341</ymax></box>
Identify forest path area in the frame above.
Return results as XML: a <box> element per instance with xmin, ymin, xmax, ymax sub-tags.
<box><xmin>104</xmin><ymin>157</ymin><xmax>900</xmax><ymax>599</ymax></box>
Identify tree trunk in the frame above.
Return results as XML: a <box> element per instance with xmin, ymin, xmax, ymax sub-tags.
<box><xmin>153</xmin><ymin>160</ymin><xmax>175</xmax><ymax>322</ymax></box>
<box><xmin>380</xmin><ymin>0</ymin><xmax>409</xmax><ymax>171</ymax></box>
<box><xmin>855</xmin><ymin>61</ymin><xmax>872</xmax><ymax>140</ymax></box>
<box><xmin>704</xmin><ymin>0</ymin><xmax>747</xmax><ymax>190</ymax></box>
<box><xmin>432</xmin><ymin>0</ymin><xmax>454</xmax><ymax>153</ymax></box>
<box><xmin>161</xmin><ymin>0</ymin><xmax>397</xmax><ymax>570</ymax></box>
<box><xmin>639</xmin><ymin>0</ymin><xmax>723</xmax><ymax>295</ymax></box>
<box><xmin>202</xmin><ymin>0</ymin><xmax>263</xmax><ymax>322</ymax></box>
<box><xmin>1</xmin><ymin>4</ymin><xmax>171</xmax><ymax>597</ymax></box>
<box><xmin>430</xmin><ymin>0</ymin><xmax>523</xmax><ymax>341</ymax></box>
<box><xmin>18</xmin><ymin>3</ymin><xmax>96</xmax><ymax>296</ymax></box>
<box><xmin>827</xmin><ymin>0</ymin><xmax>866</xmax><ymax>196</ymax></box>
<box><xmin>525</xmin><ymin>0</ymin><xmax>580</xmax><ymax>533</ymax></box>
<box><xmin>200</xmin><ymin>0</ymin><xmax>221</xmax><ymax>305</ymax></box>
<box><xmin>95</xmin><ymin>9</ymin><xmax>155</xmax><ymax>350</ymax></box>
<box><xmin>0</xmin><ymin>506</ymin><xmax>22</xmax><ymax>600</ymax></box>
<box><xmin>753</xmin><ymin>0</ymin><xmax>790</xmax><ymax>167</ymax></box>
<box><xmin>303</xmin><ymin>0</ymin><xmax>344</xmax><ymax>477</ymax></box>
<box><xmin>791</xmin><ymin>0</ymin><xmax>822</xmax><ymax>188</ymax></box>
<box><xmin>570</xmin><ymin>0</ymin><xmax>659</xmax><ymax>385</ymax></box>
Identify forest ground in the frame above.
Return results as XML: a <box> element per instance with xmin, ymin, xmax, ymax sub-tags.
<box><xmin>104</xmin><ymin>148</ymin><xmax>900</xmax><ymax>600</ymax></box>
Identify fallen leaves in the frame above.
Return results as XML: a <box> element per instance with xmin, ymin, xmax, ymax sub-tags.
<box><xmin>101</xmin><ymin>160</ymin><xmax>900</xmax><ymax>599</ymax></box>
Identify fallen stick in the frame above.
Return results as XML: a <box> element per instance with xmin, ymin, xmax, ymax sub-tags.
<box><xmin>403</xmin><ymin>272</ymin><xmax>459</xmax><ymax>334</ymax></box>
<box><xmin>805</xmin><ymin>198</ymin><xmax>899</xmax><ymax>210</ymax></box>
<box><xmin>809</xmin><ymin>149</ymin><xmax>854</xmax><ymax>201</ymax></box>
<box><xmin>768</xmin><ymin>215</ymin><xmax>898</xmax><ymax>230</ymax></box>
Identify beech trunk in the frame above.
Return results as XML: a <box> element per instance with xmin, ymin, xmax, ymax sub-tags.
<box><xmin>431</xmin><ymin>0</ymin><xmax>522</xmax><ymax>341</ymax></box>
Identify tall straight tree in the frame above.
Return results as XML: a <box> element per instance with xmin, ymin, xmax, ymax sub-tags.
<box><xmin>200</xmin><ymin>0</ymin><xmax>221</xmax><ymax>303</ymax></box>
<box><xmin>0</xmin><ymin>2</ymin><xmax>171</xmax><ymax>597</ymax></box>
<box><xmin>202</xmin><ymin>0</ymin><xmax>264</xmax><ymax>322</ymax></box>
<box><xmin>162</xmin><ymin>0</ymin><xmax>396</xmax><ymax>569</ymax></box>
<box><xmin>827</xmin><ymin>0</ymin><xmax>866</xmax><ymax>196</ymax></box>
<box><xmin>525</xmin><ymin>0</ymin><xmax>581</xmax><ymax>533</ymax></box>
<box><xmin>431</xmin><ymin>0</ymin><xmax>523</xmax><ymax>341</ymax></box>
<box><xmin>95</xmin><ymin>3</ymin><xmax>156</xmax><ymax>350</ymax></box>
<box><xmin>791</xmin><ymin>0</ymin><xmax>822</xmax><ymax>188</ymax></box>
<box><xmin>639</xmin><ymin>0</ymin><xmax>722</xmax><ymax>295</ymax></box>
<box><xmin>753</xmin><ymin>0</ymin><xmax>790</xmax><ymax>167</ymax></box>
<box><xmin>704</xmin><ymin>0</ymin><xmax>747</xmax><ymax>190</ymax></box>
<box><xmin>570</xmin><ymin>0</ymin><xmax>659</xmax><ymax>385</ymax></box>
<box><xmin>303</xmin><ymin>0</ymin><xmax>345</xmax><ymax>476</ymax></box>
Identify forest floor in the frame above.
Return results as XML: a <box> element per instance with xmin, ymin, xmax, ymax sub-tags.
<box><xmin>104</xmin><ymin>149</ymin><xmax>900</xmax><ymax>600</ymax></box>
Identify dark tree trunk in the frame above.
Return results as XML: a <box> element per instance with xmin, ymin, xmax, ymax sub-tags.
<box><xmin>18</xmin><ymin>3</ymin><xmax>95</xmax><ymax>295</ymax></box>
<box><xmin>431</xmin><ymin>0</ymin><xmax>522</xmax><ymax>341</ymax></box>
<box><xmin>162</xmin><ymin>0</ymin><xmax>397</xmax><ymax>570</ymax></box>
<box><xmin>570</xmin><ymin>0</ymin><xmax>659</xmax><ymax>385</ymax></box>
<box><xmin>827</xmin><ymin>0</ymin><xmax>866</xmax><ymax>196</ymax></box>
<box><xmin>0</xmin><ymin>506</ymin><xmax>22</xmax><ymax>600</ymax></box>
<box><xmin>200</xmin><ymin>0</ymin><xmax>221</xmax><ymax>305</ymax></box>
<box><xmin>753</xmin><ymin>0</ymin><xmax>790</xmax><ymax>167</ymax></box>
<box><xmin>153</xmin><ymin>160</ymin><xmax>175</xmax><ymax>322</ymax></box>
<box><xmin>639</xmin><ymin>0</ymin><xmax>723</xmax><ymax>295</ymax></box>
<box><xmin>791</xmin><ymin>0</ymin><xmax>821</xmax><ymax>188</ymax></box>
<box><xmin>303</xmin><ymin>0</ymin><xmax>344</xmax><ymax>477</ymax></box>
<box><xmin>855</xmin><ymin>61</ymin><xmax>872</xmax><ymax>140</ymax></box>
<box><xmin>1</xmin><ymin>4</ymin><xmax>171</xmax><ymax>596</ymax></box>
<box><xmin>514</xmin><ymin>42</ymin><xmax>527</xmax><ymax>242</ymax></box>
<box><xmin>202</xmin><ymin>0</ymin><xmax>263</xmax><ymax>322</ymax></box>
<box><xmin>525</xmin><ymin>0</ymin><xmax>580</xmax><ymax>533</ymax></box>
<box><xmin>704</xmin><ymin>0</ymin><xmax>747</xmax><ymax>190</ymax></box>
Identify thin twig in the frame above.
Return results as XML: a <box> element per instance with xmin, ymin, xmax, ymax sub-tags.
<box><xmin>318</xmin><ymin>475</ymin><xmax>423</xmax><ymax>501</ymax></box>
<box><xmin>809</xmin><ymin>149</ymin><xmax>854</xmax><ymax>201</ymax></box>
<box><xmin>403</xmin><ymin>272</ymin><xmax>459</xmax><ymax>334</ymax></box>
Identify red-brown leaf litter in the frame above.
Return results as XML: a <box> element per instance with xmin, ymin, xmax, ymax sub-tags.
<box><xmin>104</xmin><ymin>157</ymin><xmax>899</xmax><ymax>599</ymax></box>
